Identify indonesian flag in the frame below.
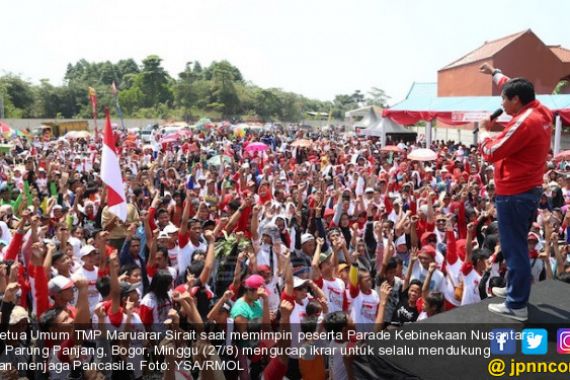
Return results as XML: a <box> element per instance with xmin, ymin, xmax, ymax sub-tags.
<box><xmin>101</xmin><ymin>108</ymin><xmax>127</xmax><ymax>222</ymax></box>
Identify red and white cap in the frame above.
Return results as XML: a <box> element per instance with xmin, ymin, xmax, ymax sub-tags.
<box><xmin>48</xmin><ymin>275</ymin><xmax>74</xmax><ymax>296</ymax></box>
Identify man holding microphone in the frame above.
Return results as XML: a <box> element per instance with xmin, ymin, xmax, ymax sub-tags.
<box><xmin>478</xmin><ymin>63</ymin><xmax>552</xmax><ymax>321</ymax></box>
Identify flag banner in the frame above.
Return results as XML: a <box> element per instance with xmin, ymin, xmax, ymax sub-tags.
<box><xmin>101</xmin><ymin>108</ymin><xmax>127</xmax><ymax>221</ymax></box>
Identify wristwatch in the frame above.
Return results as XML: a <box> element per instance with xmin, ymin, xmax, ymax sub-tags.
<box><xmin>491</xmin><ymin>69</ymin><xmax>502</xmax><ymax>76</ymax></box>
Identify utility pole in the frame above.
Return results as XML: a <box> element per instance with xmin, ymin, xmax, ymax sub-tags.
<box><xmin>0</xmin><ymin>94</ymin><xmax>4</xmax><ymax>119</ymax></box>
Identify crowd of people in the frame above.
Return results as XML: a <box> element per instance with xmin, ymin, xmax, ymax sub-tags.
<box><xmin>0</xmin><ymin>119</ymin><xmax>568</xmax><ymax>380</ymax></box>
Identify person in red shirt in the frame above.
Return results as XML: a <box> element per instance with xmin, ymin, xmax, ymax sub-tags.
<box><xmin>479</xmin><ymin>63</ymin><xmax>552</xmax><ymax>321</ymax></box>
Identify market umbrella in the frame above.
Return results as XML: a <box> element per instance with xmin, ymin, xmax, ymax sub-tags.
<box><xmin>553</xmin><ymin>150</ymin><xmax>570</xmax><ymax>162</ymax></box>
<box><xmin>380</xmin><ymin>145</ymin><xmax>404</xmax><ymax>153</ymax></box>
<box><xmin>407</xmin><ymin>148</ymin><xmax>437</xmax><ymax>162</ymax></box>
<box><xmin>291</xmin><ymin>139</ymin><xmax>312</xmax><ymax>148</ymax></box>
<box><xmin>207</xmin><ymin>155</ymin><xmax>232</xmax><ymax>166</ymax></box>
<box><xmin>245</xmin><ymin>142</ymin><xmax>269</xmax><ymax>153</ymax></box>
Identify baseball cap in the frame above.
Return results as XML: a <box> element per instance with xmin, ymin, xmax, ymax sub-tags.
<box><xmin>318</xmin><ymin>249</ymin><xmax>332</xmax><ymax>264</ymax></box>
<box><xmin>395</xmin><ymin>235</ymin><xmax>407</xmax><ymax>246</ymax></box>
<box><xmin>419</xmin><ymin>245</ymin><xmax>436</xmax><ymax>259</ymax></box>
<box><xmin>79</xmin><ymin>245</ymin><xmax>97</xmax><ymax>258</ymax></box>
<box><xmin>244</xmin><ymin>274</ymin><xmax>265</xmax><ymax>289</ymax></box>
<box><xmin>120</xmin><ymin>281</ymin><xmax>139</xmax><ymax>297</ymax></box>
<box><xmin>163</xmin><ymin>224</ymin><xmax>179</xmax><ymax>234</ymax></box>
<box><xmin>48</xmin><ymin>275</ymin><xmax>75</xmax><ymax>296</ymax></box>
<box><xmin>158</xmin><ymin>231</ymin><xmax>170</xmax><ymax>239</ymax></box>
<box><xmin>293</xmin><ymin>276</ymin><xmax>309</xmax><ymax>289</ymax></box>
<box><xmin>365</xmin><ymin>187</ymin><xmax>374</xmax><ymax>194</ymax></box>
<box><xmin>338</xmin><ymin>263</ymin><xmax>349</xmax><ymax>272</ymax></box>
<box><xmin>301</xmin><ymin>233</ymin><xmax>315</xmax><ymax>245</ymax></box>
<box><xmin>527</xmin><ymin>232</ymin><xmax>540</xmax><ymax>242</ymax></box>
<box><xmin>9</xmin><ymin>306</ymin><xmax>29</xmax><ymax>325</ymax></box>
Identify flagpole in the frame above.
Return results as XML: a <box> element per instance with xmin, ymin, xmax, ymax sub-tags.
<box><xmin>111</xmin><ymin>82</ymin><xmax>126</xmax><ymax>132</ymax></box>
<box><xmin>88</xmin><ymin>87</ymin><xmax>99</xmax><ymax>140</ymax></box>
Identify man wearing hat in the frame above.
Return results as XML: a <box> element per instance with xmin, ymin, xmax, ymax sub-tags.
<box><xmin>408</xmin><ymin>246</ymin><xmax>446</xmax><ymax>294</ymax></box>
<box><xmin>48</xmin><ymin>275</ymin><xmax>77</xmax><ymax>313</ymax></box>
<box><xmin>73</xmin><ymin>245</ymin><xmax>101</xmax><ymax>313</ymax></box>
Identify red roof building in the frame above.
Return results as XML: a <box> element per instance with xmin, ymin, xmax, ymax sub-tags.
<box><xmin>438</xmin><ymin>30</ymin><xmax>570</xmax><ymax>96</ymax></box>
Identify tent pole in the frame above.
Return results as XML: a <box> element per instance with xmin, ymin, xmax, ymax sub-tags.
<box><xmin>554</xmin><ymin>114</ymin><xmax>562</xmax><ymax>155</ymax></box>
<box><xmin>426</xmin><ymin>119</ymin><xmax>433</xmax><ymax>148</ymax></box>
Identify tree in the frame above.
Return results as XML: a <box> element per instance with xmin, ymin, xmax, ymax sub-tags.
<box><xmin>136</xmin><ymin>55</ymin><xmax>173</xmax><ymax>108</ymax></box>
<box><xmin>203</xmin><ymin>60</ymin><xmax>243</xmax><ymax>82</ymax></box>
<box><xmin>0</xmin><ymin>75</ymin><xmax>35</xmax><ymax>117</ymax></box>
<box><xmin>351</xmin><ymin>90</ymin><xmax>365</xmax><ymax>105</ymax></box>
<box><xmin>209</xmin><ymin>65</ymin><xmax>240</xmax><ymax>117</ymax></box>
<box><xmin>366</xmin><ymin>87</ymin><xmax>390</xmax><ymax>108</ymax></box>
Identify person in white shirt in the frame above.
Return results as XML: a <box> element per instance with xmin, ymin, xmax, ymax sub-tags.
<box><xmin>408</xmin><ymin>246</ymin><xmax>446</xmax><ymax>294</ymax></box>
<box><xmin>72</xmin><ymin>245</ymin><xmax>101</xmax><ymax>314</ymax></box>
<box><xmin>312</xmin><ymin>237</ymin><xmax>346</xmax><ymax>314</ymax></box>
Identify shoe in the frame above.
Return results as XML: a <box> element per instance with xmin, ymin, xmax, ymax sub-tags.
<box><xmin>492</xmin><ymin>287</ymin><xmax>507</xmax><ymax>298</ymax></box>
<box><xmin>488</xmin><ymin>303</ymin><xmax>528</xmax><ymax>321</ymax></box>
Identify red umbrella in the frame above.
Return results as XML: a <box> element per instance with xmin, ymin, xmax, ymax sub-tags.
<box><xmin>245</xmin><ymin>142</ymin><xmax>269</xmax><ymax>152</ymax></box>
<box><xmin>554</xmin><ymin>150</ymin><xmax>570</xmax><ymax>161</ymax></box>
<box><xmin>380</xmin><ymin>145</ymin><xmax>403</xmax><ymax>153</ymax></box>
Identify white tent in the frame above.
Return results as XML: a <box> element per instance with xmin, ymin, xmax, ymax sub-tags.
<box><xmin>360</xmin><ymin>117</ymin><xmax>417</xmax><ymax>146</ymax></box>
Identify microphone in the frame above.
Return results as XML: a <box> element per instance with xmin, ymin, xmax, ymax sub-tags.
<box><xmin>473</xmin><ymin>108</ymin><xmax>503</xmax><ymax>134</ymax></box>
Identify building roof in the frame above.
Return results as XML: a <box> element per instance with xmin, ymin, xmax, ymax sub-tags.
<box><xmin>441</xmin><ymin>30</ymin><xmax>530</xmax><ymax>70</ymax></box>
<box><xmin>549</xmin><ymin>45</ymin><xmax>570</xmax><ymax>63</ymax></box>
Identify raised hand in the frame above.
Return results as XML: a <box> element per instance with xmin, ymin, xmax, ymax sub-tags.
<box><xmin>380</xmin><ymin>281</ymin><xmax>393</xmax><ymax>300</ymax></box>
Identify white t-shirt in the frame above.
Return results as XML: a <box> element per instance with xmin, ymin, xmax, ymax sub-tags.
<box><xmin>320</xmin><ymin>277</ymin><xmax>346</xmax><ymax>313</ymax></box>
<box><xmin>73</xmin><ymin>266</ymin><xmax>101</xmax><ymax>313</ymax></box>
<box><xmin>461</xmin><ymin>266</ymin><xmax>482</xmax><ymax>306</ymax></box>
<box><xmin>178</xmin><ymin>239</ymin><xmax>208</xmax><ymax>276</ymax></box>
<box><xmin>411</xmin><ymin>261</ymin><xmax>446</xmax><ymax>293</ymax></box>
<box><xmin>289</xmin><ymin>297</ymin><xmax>311</xmax><ymax>358</ymax></box>
<box><xmin>349</xmin><ymin>289</ymin><xmax>379</xmax><ymax>329</ymax></box>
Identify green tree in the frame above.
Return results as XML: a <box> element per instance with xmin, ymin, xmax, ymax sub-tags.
<box><xmin>366</xmin><ymin>87</ymin><xmax>390</xmax><ymax>107</ymax></box>
<box><xmin>203</xmin><ymin>60</ymin><xmax>243</xmax><ymax>82</ymax></box>
<box><xmin>209</xmin><ymin>65</ymin><xmax>240</xmax><ymax>117</ymax></box>
<box><xmin>136</xmin><ymin>55</ymin><xmax>173</xmax><ymax>108</ymax></box>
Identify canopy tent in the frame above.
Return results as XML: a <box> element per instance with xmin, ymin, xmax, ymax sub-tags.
<box><xmin>348</xmin><ymin>106</ymin><xmax>380</xmax><ymax>130</ymax></box>
<box><xmin>383</xmin><ymin>82</ymin><xmax>570</xmax><ymax>125</ymax></box>
<box><xmin>360</xmin><ymin>117</ymin><xmax>417</xmax><ymax>145</ymax></box>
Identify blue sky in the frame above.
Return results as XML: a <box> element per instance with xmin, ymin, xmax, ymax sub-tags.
<box><xmin>2</xmin><ymin>0</ymin><xmax>569</xmax><ymax>104</ymax></box>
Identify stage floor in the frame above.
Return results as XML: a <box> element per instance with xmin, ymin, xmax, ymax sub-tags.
<box><xmin>353</xmin><ymin>280</ymin><xmax>570</xmax><ymax>380</ymax></box>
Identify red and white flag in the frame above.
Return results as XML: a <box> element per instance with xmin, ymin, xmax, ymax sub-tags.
<box><xmin>101</xmin><ymin>108</ymin><xmax>127</xmax><ymax>222</ymax></box>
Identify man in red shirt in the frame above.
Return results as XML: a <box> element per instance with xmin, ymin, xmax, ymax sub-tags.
<box><xmin>479</xmin><ymin>63</ymin><xmax>552</xmax><ymax>321</ymax></box>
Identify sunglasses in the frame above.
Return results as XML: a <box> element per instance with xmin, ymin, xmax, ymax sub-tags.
<box><xmin>294</xmin><ymin>286</ymin><xmax>308</xmax><ymax>291</ymax></box>
<box><xmin>244</xmin><ymin>287</ymin><xmax>258</xmax><ymax>292</ymax></box>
